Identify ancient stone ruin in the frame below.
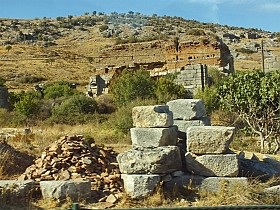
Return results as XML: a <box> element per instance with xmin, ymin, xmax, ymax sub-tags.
<box><xmin>117</xmin><ymin>99</ymin><xmax>280</xmax><ymax>198</ymax></box>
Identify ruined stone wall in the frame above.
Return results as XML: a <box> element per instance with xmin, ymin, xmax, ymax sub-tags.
<box><xmin>174</xmin><ymin>64</ymin><xmax>209</xmax><ymax>95</ymax></box>
<box><xmin>265</xmin><ymin>56</ymin><xmax>280</xmax><ymax>72</ymax></box>
<box><xmin>97</xmin><ymin>39</ymin><xmax>231</xmax><ymax>72</ymax></box>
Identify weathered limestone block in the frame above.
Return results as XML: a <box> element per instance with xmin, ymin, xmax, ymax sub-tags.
<box><xmin>131</xmin><ymin>126</ymin><xmax>178</xmax><ymax>148</ymax></box>
<box><xmin>132</xmin><ymin>105</ymin><xmax>173</xmax><ymax>128</ymax></box>
<box><xmin>264</xmin><ymin>185</ymin><xmax>280</xmax><ymax>195</ymax></box>
<box><xmin>238</xmin><ymin>155</ymin><xmax>280</xmax><ymax>181</ymax></box>
<box><xmin>163</xmin><ymin>174</ymin><xmax>205</xmax><ymax>193</ymax></box>
<box><xmin>121</xmin><ymin>174</ymin><xmax>161</xmax><ymax>198</ymax></box>
<box><xmin>174</xmin><ymin>117</ymin><xmax>211</xmax><ymax>133</ymax></box>
<box><xmin>185</xmin><ymin>153</ymin><xmax>239</xmax><ymax>177</ymax></box>
<box><xmin>117</xmin><ymin>146</ymin><xmax>182</xmax><ymax>174</ymax></box>
<box><xmin>187</xmin><ymin>126</ymin><xmax>235</xmax><ymax>154</ymax></box>
<box><xmin>40</xmin><ymin>180</ymin><xmax>91</xmax><ymax>202</ymax></box>
<box><xmin>200</xmin><ymin>177</ymin><xmax>248</xmax><ymax>193</ymax></box>
<box><xmin>167</xmin><ymin>99</ymin><xmax>206</xmax><ymax>120</ymax></box>
<box><xmin>0</xmin><ymin>180</ymin><xmax>34</xmax><ymax>202</ymax></box>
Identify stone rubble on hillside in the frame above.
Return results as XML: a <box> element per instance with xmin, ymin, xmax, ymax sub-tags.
<box><xmin>18</xmin><ymin>135</ymin><xmax>123</xmax><ymax>202</ymax></box>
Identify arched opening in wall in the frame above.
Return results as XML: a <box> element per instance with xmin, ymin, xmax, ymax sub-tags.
<box><xmin>207</xmin><ymin>55</ymin><xmax>210</xmax><ymax>58</ymax></box>
<box><xmin>213</xmin><ymin>54</ymin><xmax>215</xmax><ymax>57</ymax></box>
<box><xmin>131</xmin><ymin>55</ymin><xmax>134</xmax><ymax>60</ymax></box>
<box><xmin>105</xmin><ymin>68</ymin><xmax>109</xmax><ymax>73</ymax></box>
<box><xmin>176</xmin><ymin>55</ymin><xmax>178</xmax><ymax>61</ymax></box>
<box><xmin>188</xmin><ymin>56</ymin><xmax>193</xmax><ymax>60</ymax></box>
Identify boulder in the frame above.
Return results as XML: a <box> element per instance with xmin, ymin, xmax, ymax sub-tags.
<box><xmin>185</xmin><ymin>153</ymin><xmax>239</xmax><ymax>177</ymax></box>
<box><xmin>200</xmin><ymin>177</ymin><xmax>248</xmax><ymax>193</ymax></box>
<box><xmin>0</xmin><ymin>180</ymin><xmax>34</xmax><ymax>203</ymax></box>
<box><xmin>117</xmin><ymin>146</ymin><xmax>182</xmax><ymax>174</ymax></box>
<box><xmin>187</xmin><ymin>126</ymin><xmax>235</xmax><ymax>154</ymax></box>
<box><xmin>121</xmin><ymin>174</ymin><xmax>161</xmax><ymax>198</ymax></box>
<box><xmin>130</xmin><ymin>126</ymin><xmax>178</xmax><ymax>148</ymax></box>
<box><xmin>132</xmin><ymin>105</ymin><xmax>173</xmax><ymax>128</ymax></box>
<box><xmin>167</xmin><ymin>99</ymin><xmax>206</xmax><ymax>120</ymax></box>
<box><xmin>40</xmin><ymin>180</ymin><xmax>91</xmax><ymax>202</ymax></box>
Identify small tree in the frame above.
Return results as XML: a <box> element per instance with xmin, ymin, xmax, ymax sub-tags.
<box><xmin>218</xmin><ymin>70</ymin><xmax>280</xmax><ymax>153</ymax></box>
<box><xmin>110</xmin><ymin>68</ymin><xmax>155</xmax><ymax>106</ymax></box>
<box><xmin>5</xmin><ymin>45</ymin><xmax>12</xmax><ymax>52</ymax></box>
<box><xmin>154</xmin><ymin>77</ymin><xmax>186</xmax><ymax>103</ymax></box>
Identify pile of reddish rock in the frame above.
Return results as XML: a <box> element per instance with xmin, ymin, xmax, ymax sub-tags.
<box><xmin>19</xmin><ymin>135</ymin><xmax>122</xmax><ymax>195</ymax></box>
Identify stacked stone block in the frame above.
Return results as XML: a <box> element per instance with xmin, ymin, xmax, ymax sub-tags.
<box><xmin>167</xmin><ymin>99</ymin><xmax>211</xmax><ymax>140</ymax></box>
<box><xmin>117</xmin><ymin>105</ymin><xmax>182</xmax><ymax>198</ymax></box>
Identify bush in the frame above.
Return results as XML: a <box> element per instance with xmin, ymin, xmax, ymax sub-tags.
<box><xmin>13</xmin><ymin>90</ymin><xmax>42</xmax><ymax>125</ymax></box>
<box><xmin>16</xmin><ymin>76</ymin><xmax>46</xmax><ymax>84</ymax></box>
<box><xmin>47</xmin><ymin>95</ymin><xmax>98</xmax><ymax>125</ymax></box>
<box><xmin>105</xmin><ymin>98</ymin><xmax>157</xmax><ymax>135</ymax></box>
<box><xmin>43</xmin><ymin>82</ymin><xmax>79</xmax><ymax>99</ymax></box>
<box><xmin>0</xmin><ymin>77</ymin><xmax>6</xmax><ymax>87</ymax></box>
<box><xmin>186</xmin><ymin>29</ymin><xmax>205</xmax><ymax>36</ymax></box>
<box><xmin>110</xmin><ymin>68</ymin><xmax>155</xmax><ymax>107</ymax></box>
<box><xmin>154</xmin><ymin>77</ymin><xmax>187</xmax><ymax>103</ymax></box>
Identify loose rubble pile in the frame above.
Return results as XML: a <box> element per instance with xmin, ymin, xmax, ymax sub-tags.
<box><xmin>19</xmin><ymin>135</ymin><xmax>122</xmax><ymax>196</ymax></box>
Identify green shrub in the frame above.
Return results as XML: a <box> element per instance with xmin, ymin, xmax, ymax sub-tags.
<box><xmin>16</xmin><ymin>76</ymin><xmax>46</xmax><ymax>84</ymax></box>
<box><xmin>105</xmin><ymin>98</ymin><xmax>157</xmax><ymax>135</ymax></box>
<box><xmin>186</xmin><ymin>29</ymin><xmax>205</xmax><ymax>36</ymax></box>
<box><xmin>110</xmin><ymin>68</ymin><xmax>155</xmax><ymax>107</ymax></box>
<box><xmin>13</xmin><ymin>90</ymin><xmax>42</xmax><ymax>125</ymax></box>
<box><xmin>154</xmin><ymin>77</ymin><xmax>187</xmax><ymax>103</ymax></box>
<box><xmin>193</xmin><ymin>86</ymin><xmax>219</xmax><ymax>116</ymax></box>
<box><xmin>48</xmin><ymin>95</ymin><xmax>98</xmax><ymax>125</ymax></box>
<box><xmin>0</xmin><ymin>77</ymin><xmax>6</xmax><ymax>87</ymax></box>
<box><xmin>236</xmin><ymin>48</ymin><xmax>255</xmax><ymax>54</ymax></box>
<box><xmin>43</xmin><ymin>82</ymin><xmax>79</xmax><ymax>99</ymax></box>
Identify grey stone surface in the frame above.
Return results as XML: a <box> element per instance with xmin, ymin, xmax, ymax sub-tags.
<box><xmin>0</xmin><ymin>87</ymin><xmax>9</xmax><ymax>108</ymax></box>
<box><xmin>200</xmin><ymin>177</ymin><xmax>248</xmax><ymax>193</ymax></box>
<box><xmin>121</xmin><ymin>174</ymin><xmax>161</xmax><ymax>198</ymax></box>
<box><xmin>117</xmin><ymin>146</ymin><xmax>182</xmax><ymax>174</ymax></box>
<box><xmin>167</xmin><ymin>99</ymin><xmax>206</xmax><ymax>120</ymax></box>
<box><xmin>0</xmin><ymin>180</ymin><xmax>34</xmax><ymax>202</ymax></box>
<box><xmin>131</xmin><ymin>126</ymin><xmax>178</xmax><ymax>148</ymax></box>
<box><xmin>187</xmin><ymin>126</ymin><xmax>235</xmax><ymax>154</ymax></box>
<box><xmin>163</xmin><ymin>174</ymin><xmax>205</xmax><ymax>193</ymax></box>
<box><xmin>264</xmin><ymin>185</ymin><xmax>280</xmax><ymax>195</ymax></box>
<box><xmin>40</xmin><ymin>180</ymin><xmax>91</xmax><ymax>202</ymax></box>
<box><xmin>238</xmin><ymin>155</ymin><xmax>280</xmax><ymax>181</ymax></box>
<box><xmin>174</xmin><ymin>117</ymin><xmax>211</xmax><ymax>133</ymax></box>
<box><xmin>185</xmin><ymin>153</ymin><xmax>239</xmax><ymax>177</ymax></box>
<box><xmin>132</xmin><ymin>105</ymin><xmax>173</xmax><ymax>128</ymax></box>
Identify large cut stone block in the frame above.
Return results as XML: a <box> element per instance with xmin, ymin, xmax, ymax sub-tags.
<box><xmin>132</xmin><ymin>105</ymin><xmax>173</xmax><ymax>128</ymax></box>
<box><xmin>185</xmin><ymin>153</ymin><xmax>239</xmax><ymax>177</ymax></box>
<box><xmin>200</xmin><ymin>177</ymin><xmax>248</xmax><ymax>193</ymax></box>
<box><xmin>40</xmin><ymin>180</ymin><xmax>91</xmax><ymax>202</ymax></box>
<box><xmin>167</xmin><ymin>99</ymin><xmax>206</xmax><ymax>120</ymax></box>
<box><xmin>0</xmin><ymin>180</ymin><xmax>34</xmax><ymax>203</ymax></box>
<box><xmin>121</xmin><ymin>174</ymin><xmax>161</xmax><ymax>198</ymax></box>
<box><xmin>117</xmin><ymin>146</ymin><xmax>182</xmax><ymax>174</ymax></box>
<box><xmin>187</xmin><ymin>126</ymin><xmax>235</xmax><ymax>154</ymax></box>
<box><xmin>174</xmin><ymin>117</ymin><xmax>211</xmax><ymax>133</ymax></box>
<box><xmin>163</xmin><ymin>174</ymin><xmax>205</xmax><ymax>193</ymax></box>
<box><xmin>131</xmin><ymin>126</ymin><xmax>178</xmax><ymax>148</ymax></box>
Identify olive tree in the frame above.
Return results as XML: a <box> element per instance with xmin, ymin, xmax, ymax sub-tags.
<box><xmin>218</xmin><ymin>70</ymin><xmax>280</xmax><ymax>153</ymax></box>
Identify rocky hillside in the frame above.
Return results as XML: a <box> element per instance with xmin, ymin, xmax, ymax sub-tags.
<box><xmin>0</xmin><ymin>12</ymin><xmax>279</xmax><ymax>92</ymax></box>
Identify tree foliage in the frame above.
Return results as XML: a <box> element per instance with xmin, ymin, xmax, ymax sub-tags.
<box><xmin>43</xmin><ymin>82</ymin><xmax>79</xmax><ymax>99</ymax></box>
<box><xmin>154</xmin><ymin>77</ymin><xmax>186</xmax><ymax>103</ymax></box>
<box><xmin>110</xmin><ymin>69</ymin><xmax>155</xmax><ymax>106</ymax></box>
<box><xmin>218</xmin><ymin>70</ymin><xmax>280</xmax><ymax>153</ymax></box>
